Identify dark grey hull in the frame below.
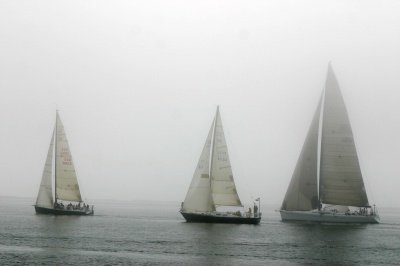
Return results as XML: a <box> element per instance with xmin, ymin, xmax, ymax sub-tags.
<box><xmin>180</xmin><ymin>211</ymin><xmax>261</xmax><ymax>224</ymax></box>
<box><xmin>34</xmin><ymin>206</ymin><xmax>94</xmax><ymax>216</ymax></box>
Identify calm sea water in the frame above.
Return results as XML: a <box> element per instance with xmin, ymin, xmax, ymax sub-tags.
<box><xmin>0</xmin><ymin>197</ymin><xmax>399</xmax><ymax>265</ymax></box>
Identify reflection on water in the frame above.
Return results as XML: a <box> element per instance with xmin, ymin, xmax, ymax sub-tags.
<box><xmin>0</xmin><ymin>197</ymin><xmax>399</xmax><ymax>265</ymax></box>
<box><xmin>182</xmin><ymin>223</ymin><xmax>253</xmax><ymax>265</ymax></box>
<box><xmin>283</xmin><ymin>223</ymin><xmax>368</xmax><ymax>264</ymax></box>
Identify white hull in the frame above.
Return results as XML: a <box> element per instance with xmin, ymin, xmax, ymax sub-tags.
<box><xmin>280</xmin><ymin>210</ymin><xmax>380</xmax><ymax>224</ymax></box>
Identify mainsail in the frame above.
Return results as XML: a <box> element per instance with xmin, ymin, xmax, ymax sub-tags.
<box><xmin>55</xmin><ymin>113</ymin><xmax>82</xmax><ymax>202</ymax></box>
<box><xmin>210</xmin><ymin>108</ymin><xmax>242</xmax><ymax>207</ymax></box>
<box><xmin>182</xmin><ymin>119</ymin><xmax>215</xmax><ymax>212</ymax></box>
<box><xmin>36</xmin><ymin>130</ymin><xmax>55</xmax><ymax>208</ymax></box>
<box><xmin>281</xmin><ymin>97</ymin><xmax>321</xmax><ymax>211</ymax></box>
<box><xmin>319</xmin><ymin>65</ymin><xmax>369</xmax><ymax>207</ymax></box>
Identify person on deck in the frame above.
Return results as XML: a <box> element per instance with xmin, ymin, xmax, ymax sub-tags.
<box><xmin>254</xmin><ymin>204</ymin><xmax>258</xmax><ymax>217</ymax></box>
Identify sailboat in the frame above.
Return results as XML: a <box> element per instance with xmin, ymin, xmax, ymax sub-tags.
<box><xmin>280</xmin><ymin>64</ymin><xmax>379</xmax><ymax>223</ymax></box>
<box><xmin>34</xmin><ymin>112</ymin><xmax>94</xmax><ymax>215</ymax></box>
<box><xmin>180</xmin><ymin>107</ymin><xmax>261</xmax><ymax>224</ymax></box>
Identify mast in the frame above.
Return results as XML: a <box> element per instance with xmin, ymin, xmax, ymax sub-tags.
<box><xmin>54</xmin><ymin>111</ymin><xmax>58</xmax><ymax>204</ymax></box>
<box><xmin>209</xmin><ymin>106</ymin><xmax>219</xmax><ymax>208</ymax></box>
<box><xmin>317</xmin><ymin>90</ymin><xmax>325</xmax><ymax>210</ymax></box>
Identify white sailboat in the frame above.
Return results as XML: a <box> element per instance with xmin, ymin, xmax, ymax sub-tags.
<box><xmin>34</xmin><ymin>111</ymin><xmax>94</xmax><ymax>215</ymax></box>
<box><xmin>280</xmin><ymin>64</ymin><xmax>379</xmax><ymax>223</ymax></box>
<box><xmin>180</xmin><ymin>107</ymin><xmax>261</xmax><ymax>224</ymax></box>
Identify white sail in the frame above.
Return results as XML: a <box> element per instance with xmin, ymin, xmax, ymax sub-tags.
<box><xmin>210</xmin><ymin>108</ymin><xmax>242</xmax><ymax>207</ymax></box>
<box><xmin>281</xmin><ymin>97</ymin><xmax>321</xmax><ymax>211</ymax></box>
<box><xmin>319</xmin><ymin>65</ymin><xmax>369</xmax><ymax>207</ymax></box>
<box><xmin>36</xmin><ymin>129</ymin><xmax>55</xmax><ymax>208</ymax></box>
<box><xmin>55</xmin><ymin>113</ymin><xmax>82</xmax><ymax>202</ymax></box>
<box><xmin>182</xmin><ymin>119</ymin><xmax>215</xmax><ymax>212</ymax></box>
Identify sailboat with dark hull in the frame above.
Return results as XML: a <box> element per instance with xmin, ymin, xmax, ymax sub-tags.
<box><xmin>280</xmin><ymin>64</ymin><xmax>379</xmax><ymax>223</ymax></box>
<box><xmin>180</xmin><ymin>107</ymin><xmax>261</xmax><ymax>224</ymax></box>
<box><xmin>34</xmin><ymin>112</ymin><xmax>94</xmax><ymax>215</ymax></box>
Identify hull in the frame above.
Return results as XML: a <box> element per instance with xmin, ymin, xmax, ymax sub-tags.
<box><xmin>180</xmin><ymin>211</ymin><xmax>261</xmax><ymax>224</ymax></box>
<box><xmin>34</xmin><ymin>206</ymin><xmax>94</xmax><ymax>216</ymax></box>
<box><xmin>280</xmin><ymin>210</ymin><xmax>379</xmax><ymax>224</ymax></box>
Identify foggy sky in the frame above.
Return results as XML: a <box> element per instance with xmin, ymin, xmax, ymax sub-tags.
<box><xmin>1</xmin><ymin>0</ymin><xmax>399</xmax><ymax>208</ymax></box>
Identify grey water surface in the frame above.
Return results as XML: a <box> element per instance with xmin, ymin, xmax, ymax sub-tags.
<box><xmin>0</xmin><ymin>197</ymin><xmax>399</xmax><ymax>265</ymax></box>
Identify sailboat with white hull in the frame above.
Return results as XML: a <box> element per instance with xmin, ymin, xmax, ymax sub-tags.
<box><xmin>280</xmin><ymin>64</ymin><xmax>379</xmax><ymax>223</ymax></box>
<box><xmin>180</xmin><ymin>107</ymin><xmax>261</xmax><ymax>224</ymax></box>
<box><xmin>34</xmin><ymin>112</ymin><xmax>94</xmax><ymax>215</ymax></box>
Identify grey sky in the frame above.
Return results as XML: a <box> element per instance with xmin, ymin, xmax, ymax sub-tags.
<box><xmin>1</xmin><ymin>0</ymin><xmax>399</xmax><ymax>208</ymax></box>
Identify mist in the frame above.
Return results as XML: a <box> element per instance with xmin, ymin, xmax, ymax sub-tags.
<box><xmin>1</xmin><ymin>0</ymin><xmax>399</xmax><ymax>208</ymax></box>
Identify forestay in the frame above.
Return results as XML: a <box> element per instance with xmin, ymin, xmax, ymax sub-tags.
<box><xmin>319</xmin><ymin>65</ymin><xmax>369</xmax><ymax>207</ymax></box>
<box><xmin>36</xmin><ymin>130</ymin><xmax>55</xmax><ymax>208</ymax></box>
<box><xmin>55</xmin><ymin>113</ymin><xmax>82</xmax><ymax>202</ymax></box>
<box><xmin>182</xmin><ymin>120</ymin><xmax>215</xmax><ymax>212</ymax></box>
<box><xmin>281</xmin><ymin>97</ymin><xmax>321</xmax><ymax>211</ymax></box>
<box><xmin>210</xmin><ymin>108</ymin><xmax>242</xmax><ymax>207</ymax></box>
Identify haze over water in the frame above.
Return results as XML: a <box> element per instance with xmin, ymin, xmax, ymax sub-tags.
<box><xmin>1</xmin><ymin>0</ymin><xmax>400</xmax><ymax>207</ymax></box>
<box><xmin>1</xmin><ymin>197</ymin><xmax>399</xmax><ymax>265</ymax></box>
<box><xmin>1</xmin><ymin>0</ymin><xmax>400</xmax><ymax>265</ymax></box>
